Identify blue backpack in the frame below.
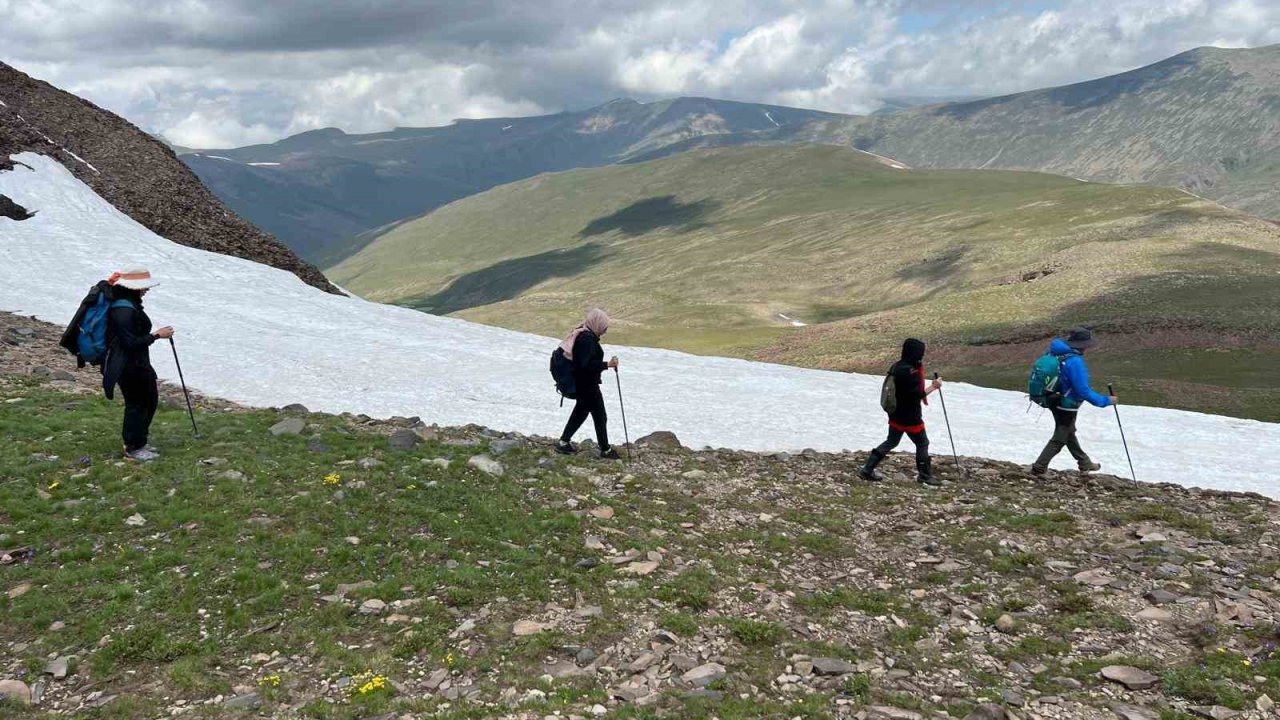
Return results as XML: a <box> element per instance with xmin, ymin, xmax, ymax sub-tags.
<box><xmin>64</xmin><ymin>283</ymin><xmax>134</xmax><ymax>367</ymax></box>
<box><xmin>1027</xmin><ymin>352</ymin><xmax>1073</xmax><ymax>408</ymax></box>
<box><xmin>549</xmin><ymin>347</ymin><xmax>577</xmax><ymax>403</ymax></box>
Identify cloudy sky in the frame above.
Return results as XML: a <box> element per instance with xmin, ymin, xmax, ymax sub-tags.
<box><xmin>3</xmin><ymin>0</ymin><xmax>1278</xmax><ymax>148</ymax></box>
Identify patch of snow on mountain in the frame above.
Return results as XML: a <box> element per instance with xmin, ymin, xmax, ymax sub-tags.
<box><xmin>2</xmin><ymin>153</ymin><xmax>1278</xmax><ymax>498</ymax></box>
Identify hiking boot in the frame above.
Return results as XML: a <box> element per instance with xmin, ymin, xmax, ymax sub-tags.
<box><xmin>859</xmin><ymin>468</ymin><xmax>885</xmax><ymax>482</ymax></box>
<box><xmin>143</xmin><ymin>444</ymin><xmax>160</xmax><ymax>456</ymax></box>
<box><xmin>1078</xmin><ymin>461</ymin><xmax>1101</xmax><ymax>473</ymax></box>
<box><xmin>124</xmin><ymin>447</ymin><xmax>159</xmax><ymax>463</ymax></box>
<box><xmin>1029</xmin><ymin>465</ymin><xmax>1047</xmax><ymax>477</ymax></box>
<box><xmin>917</xmin><ymin>473</ymin><xmax>942</xmax><ymax>487</ymax></box>
<box><xmin>554</xmin><ymin>440</ymin><xmax>578</xmax><ymax>455</ymax></box>
<box><xmin>599</xmin><ymin>446</ymin><xmax>622</xmax><ymax>460</ymax></box>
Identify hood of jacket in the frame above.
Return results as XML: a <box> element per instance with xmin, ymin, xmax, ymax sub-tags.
<box><xmin>1048</xmin><ymin>338</ymin><xmax>1077</xmax><ymax>356</ymax></box>
<box><xmin>900</xmin><ymin>338</ymin><xmax>926</xmax><ymax>366</ymax></box>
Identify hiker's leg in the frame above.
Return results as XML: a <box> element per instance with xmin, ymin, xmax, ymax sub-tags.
<box><xmin>140</xmin><ymin>368</ymin><xmax>159</xmax><ymax>446</ymax></box>
<box><xmin>561</xmin><ymin>395</ymin><xmax>591</xmax><ymax>442</ymax></box>
<box><xmin>865</xmin><ymin>428</ymin><xmax>905</xmax><ymax>471</ymax></box>
<box><xmin>908</xmin><ymin>429</ymin><xmax>931</xmax><ymax>478</ymax></box>
<box><xmin>587</xmin><ymin>389</ymin><xmax>610</xmax><ymax>448</ymax></box>
<box><xmin>1061</xmin><ymin>410</ymin><xmax>1093</xmax><ymax>467</ymax></box>
<box><xmin>1032</xmin><ymin>407</ymin><xmax>1072</xmax><ymax>471</ymax></box>
<box><xmin>119</xmin><ymin>371</ymin><xmax>148</xmax><ymax>451</ymax></box>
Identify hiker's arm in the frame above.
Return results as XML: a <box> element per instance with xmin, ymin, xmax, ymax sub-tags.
<box><xmin>108</xmin><ymin>307</ymin><xmax>156</xmax><ymax>350</ymax></box>
<box><xmin>1069</xmin><ymin>358</ymin><xmax>1111</xmax><ymax>408</ymax></box>
<box><xmin>924</xmin><ymin>375</ymin><xmax>942</xmax><ymax>397</ymax></box>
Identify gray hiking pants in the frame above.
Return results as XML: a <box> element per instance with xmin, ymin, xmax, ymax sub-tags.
<box><xmin>1033</xmin><ymin>405</ymin><xmax>1093</xmax><ymax>471</ymax></box>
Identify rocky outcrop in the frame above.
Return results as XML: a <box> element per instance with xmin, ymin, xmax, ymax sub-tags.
<box><xmin>0</xmin><ymin>62</ymin><xmax>338</xmax><ymax>293</ymax></box>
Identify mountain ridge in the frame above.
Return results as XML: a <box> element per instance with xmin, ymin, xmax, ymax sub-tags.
<box><xmin>0</xmin><ymin>61</ymin><xmax>338</xmax><ymax>293</ymax></box>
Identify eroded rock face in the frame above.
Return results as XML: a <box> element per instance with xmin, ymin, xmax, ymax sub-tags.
<box><xmin>0</xmin><ymin>62</ymin><xmax>337</xmax><ymax>293</ymax></box>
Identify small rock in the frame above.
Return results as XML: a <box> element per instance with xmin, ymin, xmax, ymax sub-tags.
<box><xmin>868</xmin><ymin>707</ymin><xmax>924</xmax><ymax>720</ymax></box>
<box><xmin>7</xmin><ymin>582</ymin><xmax>32</xmax><ymax>599</ymax></box>
<box><xmin>681</xmin><ymin>469</ymin><xmax>708</xmax><ymax>480</ymax></box>
<box><xmin>124</xmin><ymin>513</ymin><xmax>146</xmax><ymax>527</ymax></box>
<box><xmin>576</xmin><ymin>648</ymin><xmax>598</xmax><ymax>665</ymax></box>
<box><xmin>628</xmin><ymin>652</ymin><xmax>660</xmax><ymax>672</ymax></box>
<box><xmin>636</xmin><ymin>431</ymin><xmax>682</xmax><ymax>450</ymax></box>
<box><xmin>589</xmin><ymin>506</ymin><xmax>615</xmax><ymax>520</ymax></box>
<box><xmin>811</xmin><ymin>657</ymin><xmax>857</xmax><ymax>676</ymax></box>
<box><xmin>359</xmin><ymin>599</ymin><xmax>386</xmax><ymax>615</ymax></box>
<box><xmin>681</xmin><ymin>663</ymin><xmax>726</xmax><ymax>687</ymax></box>
<box><xmin>467</xmin><ymin>455</ymin><xmax>504</xmax><ymax>476</ymax></box>
<box><xmin>306</xmin><ymin>437</ymin><xmax>328</xmax><ymax>453</ymax></box>
<box><xmin>44</xmin><ymin>656</ymin><xmax>70</xmax><ymax>680</ymax></box>
<box><xmin>1110</xmin><ymin>704</ymin><xmax>1158</xmax><ymax>720</ymax></box>
<box><xmin>0</xmin><ymin>679</ymin><xmax>32</xmax><ymax>704</ymax></box>
<box><xmin>544</xmin><ymin>660</ymin><xmax>583</xmax><ymax>679</ymax></box>
<box><xmin>965</xmin><ymin>705</ymin><xmax>1008</xmax><ymax>720</ymax></box>
<box><xmin>995</xmin><ymin>614</ymin><xmax>1017</xmax><ymax>633</ymax></box>
<box><xmin>1000</xmin><ymin>689</ymin><xmax>1024</xmax><ymax>707</ymax></box>
<box><xmin>513</xmin><ymin>620</ymin><xmax>550</xmax><ymax>636</ymax></box>
<box><xmin>269</xmin><ymin>418</ymin><xmax>305</xmax><ymax>436</ymax></box>
<box><xmin>388</xmin><ymin>428</ymin><xmax>421</xmax><ymax>451</ymax></box>
<box><xmin>1256</xmin><ymin>695</ymin><xmax>1274</xmax><ymax>713</ymax></box>
<box><xmin>223</xmin><ymin>692</ymin><xmax>262</xmax><ymax>710</ymax></box>
<box><xmin>489</xmin><ymin>438</ymin><xmax>524</xmax><ymax>455</ymax></box>
<box><xmin>356</xmin><ymin>457</ymin><xmax>382</xmax><ymax>469</ymax></box>
<box><xmin>218</xmin><ymin>470</ymin><xmax>245</xmax><ymax>481</ymax></box>
<box><xmin>621</xmin><ymin>560</ymin><xmax>659</xmax><ymax>576</ymax></box>
<box><xmin>1074</xmin><ymin>568</ymin><xmax>1113</xmax><ymax>586</ymax></box>
<box><xmin>1100</xmin><ymin>665</ymin><xmax>1159</xmax><ymax>690</ymax></box>
<box><xmin>1190</xmin><ymin>707</ymin><xmax>1240</xmax><ymax>720</ymax></box>
<box><xmin>1136</xmin><ymin>607</ymin><xmax>1174</xmax><ymax>623</ymax></box>
<box><xmin>1144</xmin><ymin>589</ymin><xmax>1180</xmax><ymax>605</ymax></box>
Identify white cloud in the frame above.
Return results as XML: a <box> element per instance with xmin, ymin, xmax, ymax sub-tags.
<box><xmin>2</xmin><ymin>0</ymin><xmax>1278</xmax><ymax>146</ymax></box>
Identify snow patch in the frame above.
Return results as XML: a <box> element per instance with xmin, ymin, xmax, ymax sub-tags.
<box><xmin>854</xmin><ymin>147</ymin><xmax>909</xmax><ymax>170</ymax></box>
<box><xmin>502</xmin><ymin>125</ymin><xmax>514</xmax><ymax>131</ymax></box>
<box><xmin>247</xmin><ymin>162</ymin><xmax>281</xmax><ymax>167</ymax></box>
<box><xmin>777</xmin><ymin>313</ymin><xmax>807</xmax><ymax>327</ymax></box>
<box><xmin>205</xmin><ymin>155</ymin><xmax>236</xmax><ymax>162</ymax></box>
<box><xmin>763</xmin><ymin>111</ymin><xmax>780</xmax><ymax>127</ymax></box>
<box><xmin>2</xmin><ymin>152</ymin><xmax>1279</xmax><ymax>498</ymax></box>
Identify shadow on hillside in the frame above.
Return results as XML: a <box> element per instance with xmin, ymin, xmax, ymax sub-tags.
<box><xmin>579</xmin><ymin>195</ymin><xmax>718</xmax><ymax>238</ymax></box>
<box><xmin>405</xmin><ymin>243</ymin><xmax>611</xmax><ymax>315</ymax></box>
<box><xmin>895</xmin><ymin>246</ymin><xmax>969</xmax><ymax>284</ymax></box>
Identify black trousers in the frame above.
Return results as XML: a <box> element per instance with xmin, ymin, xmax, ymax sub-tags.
<box><xmin>1033</xmin><ymin>405</ymin><xmax>1093</xmax><ymax>471</ymax></box>
<box><xmin>118</xmin><ymin>367</ymin><xmax>159</xmax><ymax>451</ymax></box>
<box><xmin>561</xmin><ymin>385</ymin><xmax>609</xmax><ymax>448</ymax></box>
<box><xmin>866</xmin><ymin>426</ymin><xmax>931</xmax><ymax>476</ymax></box>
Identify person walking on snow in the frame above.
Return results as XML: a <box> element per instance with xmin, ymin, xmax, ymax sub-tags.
<box><xmin>103</xmin><ymin>268</ymin><xmax>174</xmax><ymax>462</ymax></box>
<box><xmin>556</xmin><ymin>308</ymin><xmax>622</xmax><ymax>460</ymax></box>
<box><xmin>860</xmin><ymin>338</ymin><xmax>943</xmax><ymax>485</ymax></box>
<box><xmin>1030</xmin><ymin>327</ymin><xmax>1117</xmax><ymax>476</ymax></box>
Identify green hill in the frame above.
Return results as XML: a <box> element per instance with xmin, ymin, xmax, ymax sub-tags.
<box><xmin>330</xmin><ymin>145</ymin><xmax>1280</xmax><ymax>421</ymax></box>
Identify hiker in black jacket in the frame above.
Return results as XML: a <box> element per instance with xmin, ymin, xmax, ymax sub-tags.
<box><xmin>556</xmin><ymin>308</ymin><xmax>621</xmax><ymax>460</ymax></box>
<box><xmin>860</xmin><ymin>338</ymin><xmax>943</xmax><ymax>485</ymax></box>
<box><xmin>103</xmin><ymin>269</ymin><xmax>173</xmax><ymax>462</ymax></box>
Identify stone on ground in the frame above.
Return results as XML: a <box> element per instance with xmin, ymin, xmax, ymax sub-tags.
<box><xmin>1100</xmin><ymin>665</ymin><xmax>1160</xmax><ymax>690</ymax></box>
<box><xmin>269</xmin><ymin>417</ymin><xmax>305</xmax><ymax>436</ymax></box>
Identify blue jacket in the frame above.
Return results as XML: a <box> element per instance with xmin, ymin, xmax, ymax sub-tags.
<box><xmin>1048</xmin><ymin>338</ymin><xmax>1111</xmax><ymax>410</ymax></box>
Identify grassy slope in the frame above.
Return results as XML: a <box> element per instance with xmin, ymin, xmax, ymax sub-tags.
<box><xmin>329</xmin><ymin>145</ymin><xmax>1280</xmax><ymax>421</ymax></box>
<box><xmin>3</xmin><ymin>380</ymin><xmax>1279</xmax><ymax>720</ymax></box>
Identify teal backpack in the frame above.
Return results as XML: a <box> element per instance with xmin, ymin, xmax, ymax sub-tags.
<box><xmin>1027</xmin><ymin>353</ymin><xmax>1071</xmax><ymax>408</ymax></box>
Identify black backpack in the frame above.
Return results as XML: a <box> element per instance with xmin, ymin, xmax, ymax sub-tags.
<box><xmin>549</xmin><ymin>347</ymin><xmax>577</xmax><ymax>403</ymax></box>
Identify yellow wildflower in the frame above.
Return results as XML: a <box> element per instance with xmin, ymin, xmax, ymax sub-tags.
<box><xmin>47</xmin><ymin>481</ymin><xmax>60</xmax><ymax>491</ymax></box>
<box><xmin>259</xmin><ymin>674</ymin><xmax>282</xmax><ymax>687</ymax></box>
<box><xmin>323</xmin><ymin>472</ymin><xmax>341</xmax><ymax>486</ymax></box>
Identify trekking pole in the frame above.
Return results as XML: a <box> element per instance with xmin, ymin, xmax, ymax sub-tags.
<box><xmin>935</xmin><ymin>372</ymin><xmax>963</xmax><ymax>478</ymax></box>
<box><xmin>169</xmin><ymin>338</ymin><xmax>200</xmax><ymax>438</ymax></box>
<box><xmin>613</xmin><ymin>367</ymin><xmax>632</xmax><ymax>463</ymax></box>
<box><xmin>1108</xmin><ymin>383</ymin><xmax>1135</xmax><ymax>481</ymax></box>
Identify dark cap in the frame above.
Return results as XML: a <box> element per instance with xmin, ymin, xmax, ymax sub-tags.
<box><xmin>1065</xmin><ymin>327</ymin><xmax>1097</xmax><ymax>350</ymax></box>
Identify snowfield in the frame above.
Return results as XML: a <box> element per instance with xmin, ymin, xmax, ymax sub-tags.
<box><xmin>2</xmin><ymin>153</ymin><xmax>1278</xmax><ymax>497</ymax></box>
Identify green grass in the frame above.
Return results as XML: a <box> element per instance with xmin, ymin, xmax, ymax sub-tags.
<box><xmin>329</xmin><ymin>144</ymin><xmax>1280</xmax><ymax>422</ymax></box>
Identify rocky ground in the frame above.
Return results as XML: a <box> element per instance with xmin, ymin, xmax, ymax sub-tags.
<box><xmin>1</xmin><ymin>311</ymin><xmax>1278</xmax><ymax>720</ymax></box>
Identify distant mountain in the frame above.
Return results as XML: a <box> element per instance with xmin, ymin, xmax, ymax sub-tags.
<box><xmin>786</xmin><ymin>44</ymin><xmax>1280</xmax><ymax>219</ymax></box>
<box><xmin>0</xmin><ymin>62</ymin><xmax>336</xmax><ymax>292</ymax></box>
<box><xmin>330</xmin><ymin>144</ymin><xmax>1280</xmax><ymax>421</ymax></box>
<box><xmin>180</xmin><ymin>98</ymin><xmax>842</xmax><ymax>260</ymax></box>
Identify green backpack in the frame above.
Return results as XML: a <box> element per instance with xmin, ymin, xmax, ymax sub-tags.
<box><xmin>879</xmin><ymin>371</ymin><xmax>897</xmax><ymax>414</ymax></box>
<box><xmin>1028</xmin><ymin>353</ymin><xmax>1070</xmax><ymax>408</ymax></box>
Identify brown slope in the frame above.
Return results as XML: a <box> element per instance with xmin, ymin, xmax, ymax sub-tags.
<box><xmin>0</xmin><ymin>62</ymin><xmax>338</xmax><ymax>293</ymax></box>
